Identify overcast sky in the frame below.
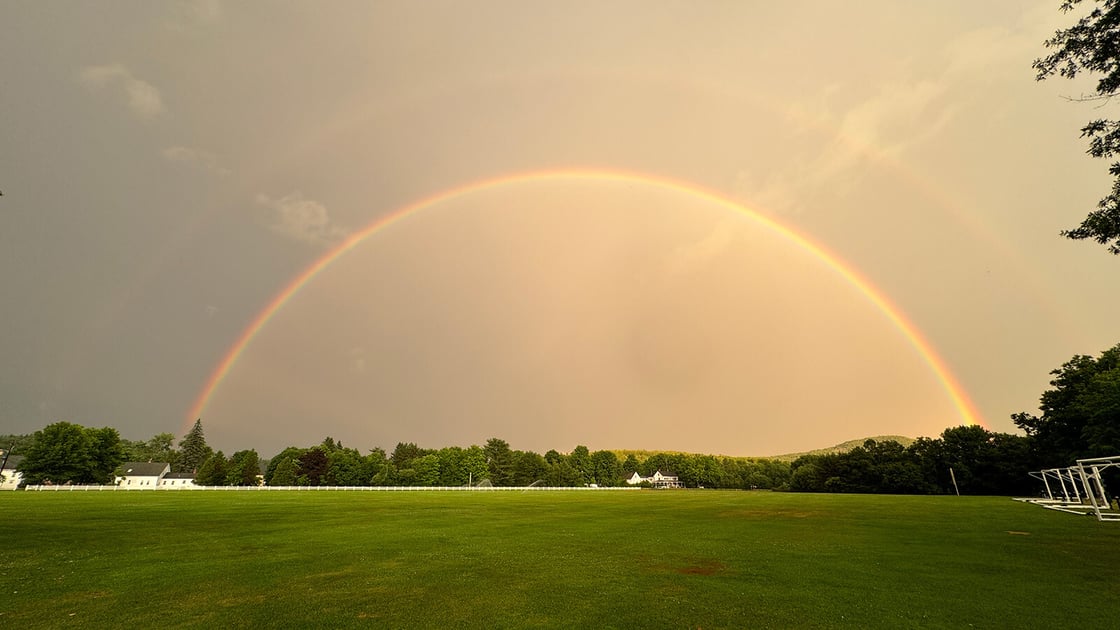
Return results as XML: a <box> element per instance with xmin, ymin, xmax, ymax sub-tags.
<box><xmin>2</xmin><ymin>1</ymin><xmax>1117</xmax><ymax>457</ymax></box>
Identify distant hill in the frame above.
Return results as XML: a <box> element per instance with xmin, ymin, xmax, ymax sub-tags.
<box><xmin>771</xmin><ymin>435</ymin><xmax>915</xmax><ymax>462</ymax></box>
<box><xmin>610</xmin><ymin>435</ymin><xmax>915</xmax><ymax>463</ymax></box>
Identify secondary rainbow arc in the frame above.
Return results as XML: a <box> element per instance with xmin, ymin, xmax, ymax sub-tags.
<box><xmin>187</xmin><ymin>168</ymin><xmax>985</xmax><ymax>432</ymax></box>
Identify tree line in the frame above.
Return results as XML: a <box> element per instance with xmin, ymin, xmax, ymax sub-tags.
<box><xmin>6</xmin><ymin>343</ymin><xmax>1118</xmax><ymax>494</ymax></box>
<box><xmin>4</xmin><ymin>422</ymin><xmax>790</xmax><ymax>490</ymax></box>
<box><xmin>207</xmin><ymin>436</ymin><xmax>791</xmax><ymax>490</ymax></box>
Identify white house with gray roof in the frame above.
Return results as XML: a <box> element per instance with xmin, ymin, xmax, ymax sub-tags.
<box><xmin>159</xmin><ymin>472</ymin><xmax>197</xmax><ymax>488</ymax></box>
<box><xmin>116</xmin><ymin>462</ymin><xmax>171</xmax><ymax>488</ymax></box>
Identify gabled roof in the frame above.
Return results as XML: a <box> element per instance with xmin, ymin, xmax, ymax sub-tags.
<box><xmin>2</xmin><ymin>455</ymin><xmax>23</xmax><ymax>471</ymax></box>
<box><xmin>119</xmin><ymin>462</ymin><xmax>170</xmax><ymax>477</ymax></box>
<box><xmin>162</xmin><ymin>472</ymin><xmax>195</xmax><ymax>480</ymax></box>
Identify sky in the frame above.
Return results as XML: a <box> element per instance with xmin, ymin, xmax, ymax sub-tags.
<box><xmin>2</xmin><ymin>1</ymin><xmax>1118</xmax><ymax>458</ymax></box>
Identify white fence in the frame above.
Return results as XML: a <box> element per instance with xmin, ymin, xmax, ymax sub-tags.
<box><xmin>20</xmin><ymin>484</ymin><xmax>640</xmax><ymax>492</ymax></box>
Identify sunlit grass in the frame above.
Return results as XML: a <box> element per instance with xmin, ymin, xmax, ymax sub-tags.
<box><xmin>2</xmin><ymin>491</ymin><xmax>1119</xmax><ymax>628</ymax></box>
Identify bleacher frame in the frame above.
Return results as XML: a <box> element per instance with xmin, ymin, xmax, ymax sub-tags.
<box><xmin>1015</xmin><ymin>455</ymin><xmax>1120</xmax><ymax>522</ymax></box>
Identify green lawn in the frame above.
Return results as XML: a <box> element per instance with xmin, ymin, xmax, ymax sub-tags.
<box><xmin>1</xmin><ymin>490</ymin><xmax>1118</xmax><ymax>628</ymax></box>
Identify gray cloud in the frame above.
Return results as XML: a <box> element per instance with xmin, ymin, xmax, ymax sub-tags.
<box><xmin>254</xmin><ymin>192</ymin><xmax>347</xmax><ymax>247</ymax></box>
<box><xmin>79</xmin><ymin>64</ymin><xmax>165</xmax><ymax>120</ymax></box>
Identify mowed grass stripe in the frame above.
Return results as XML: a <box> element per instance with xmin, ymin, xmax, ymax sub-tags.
<box><xmin>2</xmin><ymin>491</ymin><xmax>1118</xmax><ymax>628</ymax></box>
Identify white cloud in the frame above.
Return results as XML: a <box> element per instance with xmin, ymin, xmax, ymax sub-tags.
<box><xmin>666</xmin><ymin>220</ymin><xmax>739</xmax><ymax>276</ymax></box>
<box><xmin>834</xmin><ymin>79</ymin><xmax>954</xmax><ymax>163</ymax></box>
<box><xmin>79</xmin><ymin>64</ymin><xmax>165</xmax><ymax>120</ymax></box>
<box><xmin>735</xmin><ymin>54</ymin><xmax>966</xmax><ymax>213</ymax></box>
<box><xmin>735</xmin><ymin>9</ymin><xmax>1068</xmax><ymax>215</ymax></box>
<box><xmin>162</xmin><ymin>146</ymin><xmax>231</xmax><ymax>177</ymax></box>
<box><xmin>732</xmin><ymin>168</ymin><xmax>809</xmax><ymax>216</ymax></box>
<box><xmin>254</xmin><ymin>192</ymin><xmax>347</xmax><ymax>246</ymax></box>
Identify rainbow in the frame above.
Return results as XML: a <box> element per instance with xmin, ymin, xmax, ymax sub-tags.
<box><xmin>186</xmin><ymin>168</ymin><xmax>985</xmax><ymax>430</ymax></box>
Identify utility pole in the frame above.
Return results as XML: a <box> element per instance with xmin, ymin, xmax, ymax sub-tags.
<box><xmin>949</xmin><ymin>467</ymin><xmax>961</xmax><ymax>496</ymax></box>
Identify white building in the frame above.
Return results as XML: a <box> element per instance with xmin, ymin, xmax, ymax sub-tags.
<box><xmin>1</xmin><ymin>455</ymin><xmax>24</xmax><ymax>490</ymax></box>
<box><xmin>160</xmin><ymin>472</ymin><xmax>197</xmax><ymax>488</ymax></box>
<box><xmin>116</xmin><ymin>462</ymin><xmax>171</xmax><ymax>488</ymax></box>
<box><xmin>625</xmin><ymin>470</ymin><xmax>684</xmax><ymax>488</ymax></box>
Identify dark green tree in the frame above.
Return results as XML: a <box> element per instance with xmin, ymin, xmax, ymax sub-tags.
<box><xmin>1013</xmin><ymin>343</ymin><xmax>1120</xmax><ymax>463</ymax></box>
<box><xmin>365</xmin><ymin>447</ymin><xmax>391</xmax><ymax>485</ymax></box>
<box><xmin>569</xmin><ymin>445</ymin><xmax>592</xmax><ymax>486</ymax></box>
<box><xmin>327</xmin><ymin>448</ymin><xmax>367</xmax><ymax>486</ymax></box>
<box><xmin>460</xmin><ymin>445</ymin><xmax>489</xmax><ymax>486</ymax></box>
<box><xmin>434</xmin><ymin>447</ymin><xmax>465</xmax><ymax>486</ymax></box>
<box><xmin>178</xmin><ymin>419</ymin><xmax>212</xmax><ymax>473</ymax></box>
<box><xmin>390</xmin><ymin>442</ymin><xmax>426</xmax><ymax>469</ymax></box>
<box><xmin>1035</xmin><ymin>0</ymin><xmax>1120</xmax><ymax>253</ymax></box>
<box><xmin>17</xmin><ymin>422</ymin><xmax>94</xmax><ymax>485</ymax></box>
<box><xmin>589</xmin><ymin>450</ymin><xmax>622</xmax><ymax>487</ymax></box>
<box><xmin>412</xmin><ymin>454</ymin><xmax>441</xmax><ymax>486</ymax></box>
<box><xmin>484</xmin><ymin>438</ymin><xmax>514</xmax><ymax>486</ymax></box>
<box><xmin>15</xmin><ymin>423</ymin><xmax>124</xmax><ymax>485</ymax></box>
<box><xmin>270</xmin><ymin>456</ymin><xmax>298</xmax><ymax>486</ymax></box>
<box><xmin>621</xmin><ymin>453</ymin><xmax>640</xmax><ymax>475</ymax></box>
<box><xmin>195</xmin><ymin>451</ymin><xmax>228</xmax><ymax>486</ymax></box>
<box><xmin>226</xmin><ymin>449</ymin><xmax>261</xmax><ymax>486</ymax></box>
<box><xmin>85</xmin><ymin>426</ymin><xmax>125</xmax><ymax>484</ymax></box>
<box><xmin>297</xmin><ymin>447</ymin><xmax>329</xmax><ymax>485</ymax></box>
<box><xmin>265</xmin><ymin>447</ymin><xmax>305</xmax><ymax>485</ymax></box>
<box><xmin>122</xmin><ymin>432</ymin><xmax>178</xmax><ymax>467</ymax></box>
<box><xmin>544</xmin><ymin>456</ymin><xmax>583</xmax><ymax>487</ymax></box>
<box><xmin>511</xmin><ymin>450</ymin><xmax>547</xmax><ymax>486</ymax></box>
<box><xmin>370</xmin><ymin>461</ymin><xmax>397</xmax><ymax>486</ymax></box>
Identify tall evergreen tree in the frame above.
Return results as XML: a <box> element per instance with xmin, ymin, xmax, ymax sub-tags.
<box><xmin>178</xmin><ymin>419</ymin><xmax>212</xmax><ymax>473</ymax></box>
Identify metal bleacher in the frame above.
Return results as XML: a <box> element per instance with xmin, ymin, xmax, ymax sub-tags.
<box><xmin>1015</xmin><ymin>456</ymin><xmax>1120</xmax><ymax>522</ymax></box>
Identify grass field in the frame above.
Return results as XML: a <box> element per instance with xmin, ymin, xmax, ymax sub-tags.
<box><xmin>2</xmin><ymin>490</ymin><xmax>1119</xmax><ymax>628</ymax></box>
